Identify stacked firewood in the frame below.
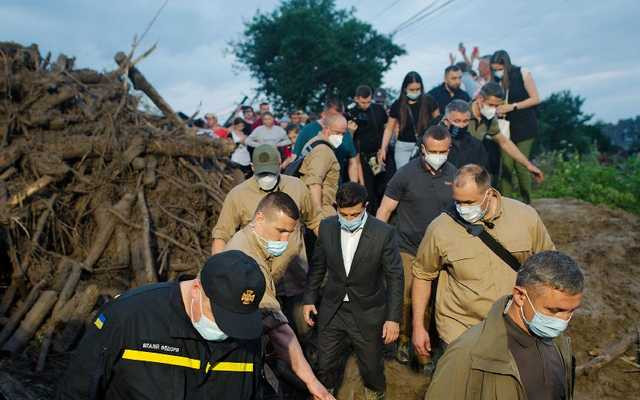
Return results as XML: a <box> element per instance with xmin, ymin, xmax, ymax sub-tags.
<box><xmin>0</xmin><ymin>42</ymin><xmax>242</xmax><ymax>375</ymax></box>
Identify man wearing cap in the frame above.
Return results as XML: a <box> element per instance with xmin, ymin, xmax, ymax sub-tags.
<box><xmin>59</xmin><ymin>251</ymin><xmax>267</xmax><ymax>400</ymax></box>
<box><xmin>212</xmin><ymin>144</ymin><xmax>320</xmax><ymax>330</ymax></box>
<box><xmin>225</xmin><ymin>192</ymin><xmax>335</xmax><ymax>400</ymax></box>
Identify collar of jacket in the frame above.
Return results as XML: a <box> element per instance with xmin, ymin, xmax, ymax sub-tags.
<box><xmin>470</xmin><ymin>296</ymin><xmax>572</xmax><ymax>380</ymax></box>
<box><xmin>167</xmin><ymin>281</ymin><xmax>203</xmax><ymax>339</ymax></box>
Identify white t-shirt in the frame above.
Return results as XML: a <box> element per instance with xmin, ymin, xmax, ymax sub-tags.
<box><xmin>230</xmin><ymin>129</ymin><xmax>251</xmax><ymax>166</ymax></box>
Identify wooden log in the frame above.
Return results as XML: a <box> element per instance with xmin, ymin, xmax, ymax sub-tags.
<box><xmin>0</xmin><ymin>140</ymin><xmax>23</xmax><ymax>171</ymax></box>
<box><xmin>7</xmin><ymin>134</ymin><xmax>231</xmax><ymax>161</ymax></box>
<box><xmin>114</xmin><ymin>51</ymin><xmax>187</xmax><ymax>135</ymax></box>
<box><xmin>7</xmin><ymin>175</ymin><xmax>55</xmax><ymax>207</ymax></box>
<box><xmin>143</xmin><ymin>155</ymin><xmax>157</xmax><ymax>187</ymax></box>
<box><xmin>53</xmin><ymin>285</ymin><xmax>99</xmax><ymax>353</ymax></box>
<box><xmin>1</xmin><ymin>290</ymin><xmax>58</xmax><ymax>353</ymax></box>
<box><xmin>0</xmin><ymin>279</ymin><xmax>46</xmax><ymax>345</ymax></box>
<box><xmin>38</xmin><ymin>284</ymin><xmax>99</xmax><ymax>370</ymax></box>
<box><xmin>137</xmin><ymin>189</ymin><xmax>157</xmax><ymax>284</ymax></box>
<box><xmin>576</xmin><ymin>326</ymin><xmax>639</xmax><ymax>376</ymax></box>
<box><xmin>82</xmin><ymin>193</ymin><xmax>136</xmax><ymax>272</ymax></box>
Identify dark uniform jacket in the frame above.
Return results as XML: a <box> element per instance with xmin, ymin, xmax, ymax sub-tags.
<box><xmin>303</xmin><ymin>215</ymin><xmax>403</xmax><ymax>339</ymax></box>
<box><xmin>58</xmin><ymin>282</ymin><xmax>263</xmax><ymax>400</ymax></box>
<box><xmin>426</xmin><ymin>296</ymin><xmax>575</xmax><ymax>400</ymax></box>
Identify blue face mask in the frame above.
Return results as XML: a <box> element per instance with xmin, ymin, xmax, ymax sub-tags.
<box><xmin>191</xmin><ymin>292</ymin><xmax>228</xmax><ymax>341</ymax></box>
<box><xmin>520</xmin><ymin>292</ymin><xmax>571</xmax><ymax>338</ymax></box>
<box><xmin>255</xmin><ymin>231</ymin><xmax>288</xmax><ymax>257</ymax></box>
<box><xmin>493</xmin><ymin>70</ymin><xmax>504</xmax><ymax>80</ymax></box>
<box><xmin>338</xmin><ymin>211</ymin><xmax>366</xmax><ymax>232</ymax></box>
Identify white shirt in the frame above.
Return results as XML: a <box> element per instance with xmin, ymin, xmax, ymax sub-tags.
<box><xmin>339</xmin><ymin>212</ymin><xmax>368</xmax><ymax>301</ymax></box>
<box><xmin>230</xmin><ymin>129</ymin><xmax>251</xmax><ymax>166</ymax></box>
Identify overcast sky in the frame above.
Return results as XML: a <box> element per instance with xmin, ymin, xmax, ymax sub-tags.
<box><xmin>1</xmin><ymin>0</ymin><xmax>638</xmax><ymax>123</ymax></box>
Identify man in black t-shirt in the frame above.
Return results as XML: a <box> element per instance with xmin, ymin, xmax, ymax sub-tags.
<box><xmin>347</xmin><ymin>85</ymin><xmax>389</xmax><ymax>214</ymax></box>
<box><xmin>428</xmin><ymin>65</ymin><xmax>471</xmax><ymax>116</ymax></box>
<box><xmin>376</xmin><ymin>125</ymin><xmax>455</xmax><ymax>366</ymax></box>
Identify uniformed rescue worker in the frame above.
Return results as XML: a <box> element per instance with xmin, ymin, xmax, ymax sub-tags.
<box><xmin>225</xmin><ymin>191</ymin><xmax>335</xmax><ymax>400</ymax></box>
<box><xmin>58</xmin><ymin>251</ymin><xmax>267</xmax><ymax>400</ymax></box>
<box><xmin>211</xmin><ymin>144</ymin><xmax>321</xmax><ymax>335</ymax></box>
<box><xmin>412</xmin><ymin>164</ymin><xmax>555</xmax><ymax>360</ymax></box>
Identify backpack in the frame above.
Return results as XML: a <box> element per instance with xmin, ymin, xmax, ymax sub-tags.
<box><xmin>283</xmin><ymin>140</ymin><xmax>333</xmax><ymax>178</ymax></box>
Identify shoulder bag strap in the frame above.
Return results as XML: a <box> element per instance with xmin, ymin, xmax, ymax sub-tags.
<box><xmin>444</xmin><ymin>205</ymin><xmax>521</xmax><ymax>272</ymax></box>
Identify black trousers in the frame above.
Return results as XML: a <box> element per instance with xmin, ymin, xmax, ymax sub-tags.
<box><xmin>360</xmin><ymin>152</ymin><xmax>388</xmax><ymax>215</ymax></box>
<box><xmin>317</xmin><ymin>301</ymin><xmax>385</xmax><ymax>392</ymax></box>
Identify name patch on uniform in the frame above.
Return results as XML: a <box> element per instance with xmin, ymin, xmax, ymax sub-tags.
<box><xmin>94</xmin><ymin>313</ymin><xmax>106</xmax><ymax>330</ymax></box>
<box><xmin>141</xmin><ymin>342</ymin><xmax>181</xmax><ymax>353</ymax></box>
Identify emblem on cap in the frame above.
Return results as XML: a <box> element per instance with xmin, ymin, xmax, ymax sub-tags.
<box><xmin>241</xmin><ymin>289</ymin><xmax>256</xmax><ymax>305</ymax></box>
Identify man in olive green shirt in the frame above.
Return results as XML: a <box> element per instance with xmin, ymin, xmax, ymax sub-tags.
<box><xmin>426</xmin><ymin>251</ymin><xmax>582</xmax><ymax>400</ymax></box>
<box><xmin>212</xmin><ymin>144</ymin><xmax>320</xmax><ymax>297</ymax></box>
<box><xmin>298</xmin><ymin>114</ymin><xmax>345</xmax><ymax>218</ymax></box>
<box><xmin>467</xmin><ymin>83</ymin><xmax>543</xmax><ymax>186</ymax></box>
<box><xmin>225</xmin><ymin>192</ymin><xmax>335</xmax><ymax>400</ymax></box>
<box><xmin>412</xmin><ymin>164</ymin><xmax>554</xmax><ymax>355</ymax></box>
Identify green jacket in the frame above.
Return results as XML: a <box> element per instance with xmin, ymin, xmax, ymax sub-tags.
<box><xmin>426</xmin><ymin>296</ymin><xmax>575</xmax><ymax>400</ymax></box>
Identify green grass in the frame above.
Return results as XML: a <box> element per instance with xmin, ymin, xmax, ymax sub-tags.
<box><xmin>532</xmin><ymin>151</ymin><xmax>640</xmax><ymax>214</ymax></box>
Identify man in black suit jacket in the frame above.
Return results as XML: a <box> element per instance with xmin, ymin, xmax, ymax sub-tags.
<box><xmin>303</xmin><ymin>182</ymin><xmax>403</xmax><ymax>399</ymax></box>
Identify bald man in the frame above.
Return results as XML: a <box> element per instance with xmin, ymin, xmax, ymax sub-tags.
<box><xmin>411</xmin><ymin>164</ymin><xmax>554</xmax><ymax>359</ymax></box>
<box><xmin>298</xmin><ymin>114</ymin><xmax>347</xmax><ymax>218</ymax></box>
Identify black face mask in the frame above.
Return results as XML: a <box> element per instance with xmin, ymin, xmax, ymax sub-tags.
<box><xmin>448</xmin><ymin>124</ymin><xmax>468</xmax><ymax>138</ymax></box>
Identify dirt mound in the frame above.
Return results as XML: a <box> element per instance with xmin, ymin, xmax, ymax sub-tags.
<box><xmin>338</xmin><ymin>198</ymin><xmax>640</xmax><ymax>400</ymax></box>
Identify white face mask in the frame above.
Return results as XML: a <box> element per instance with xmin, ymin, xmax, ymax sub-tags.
<box><xmin>191</xmin><ymin>292</ymin><xmax>228</xmax><ymax>341</ymax></box>
<box><xmin>424</xmin><ymin>152</ymin><xmax>448</xmax><ymax>170</ymax></box>
<box><xmin>256</xmin><ymin>174</ymin><xmax>278</xmax><ymax>191</ymax></box>
<box><xmin>480</xmin><ymin>105</ymin><xmax>497</xmax><ymax>120</ymax></box>
<box><xmin>328</xmin><ymin>134</ymin><xmax>343</xmax><ymax>148</ymax></box>
<box><xmin>406</xmin><ymin>90</ymin><xmax>421</xmax><ymax>100</ymax></box>
<box><xmin>456</xmin><ymin>190</ymin><xmax>490</xmax><ymax>223</ymax></box>
<box><xmin>493</xmin><ymin>70</ymin><xmax>504</xmax><ymax>79</ymax></box>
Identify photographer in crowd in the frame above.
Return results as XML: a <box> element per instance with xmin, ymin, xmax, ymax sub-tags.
<box><xmin>347</xmin><ymin>85</ymin><xmax>389</xmax><ymax>214</ymax></box>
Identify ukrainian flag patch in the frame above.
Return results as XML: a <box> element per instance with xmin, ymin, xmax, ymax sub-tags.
<box><xmin>94</xmin><ymin>313</ymin><xmax>106</xmax><ymax>330</ymax></box>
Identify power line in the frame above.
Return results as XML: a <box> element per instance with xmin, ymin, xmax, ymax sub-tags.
<box><xmin>389</xmin><ymin>0</ymin><xmax>440</xmax><ymax>35</ymax></box>
<box><xmin>371</xmin><ymin>0</ymin><xmax>403</xmax><ymax>20</ymax></box>
<box><xmin>393</xmin><ymin>0</ymin><xmax>457</xmax><ymax>35</ymax></box>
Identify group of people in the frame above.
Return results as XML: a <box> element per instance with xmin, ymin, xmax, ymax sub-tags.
<box><xmin>59</xmin><ymin>48</ymin><xmax>585</xmax><ymax>400</ymax></box>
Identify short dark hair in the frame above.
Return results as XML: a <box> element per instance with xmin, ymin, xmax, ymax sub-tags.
<box><xmin>286</xmin><ymin>124</ymin><xmax>300</xmax><ymax>134</ymax></box>
<box><xmin>516</xmin><ymin>251</ymin><xmax>584</xmax><ymax>295</ymax></box>
<box><xmin>261</xmin><ymin>111</ymin><xmax>274</xmax><ymax>119</ymax></box>
<box><xmin>455</xmin><ymin>62</ymin><xmax>469</xmax><ymax>73</ymax></box>
<box><xmin>445</xmin><ymin>99</ymin><xmax>470</xmax><ymax>116</ymax></box>
<box><xmin>324</xmin><ymin>96</ymin><xmax>344</xmax><ymax>113</ymax></box>
<box><xmin>232</xmin><ymin>117</ymin><xmax>245</xmax><ymax>126</ymax></box>
<box><xmin>479</xmin><ymin>82</ymin><xmax>505</xmax><ymax>99</ymax></box>
<box><xmin>260</xmin><ymin>102</ymin><xmax>269</xmax><ymax>107</ymax></box>
<box><xmin>336</xmin><ymin>182</ymin><xmax>368</xmax><ymax>208</ymax></box>
<box><xmin>423</xmin><ymin>125</ymin><xmax>451</xmax><ymax>143</ymax></box>
<box><xmin>454</xmin><ymin>164</ymin><xmax>491</xmax><ymax>192</ymax></box>
<box><xmin>444</xmin><ymin>65</ymin><xmax>461</xmax><ymax>75</ymax></box>
<box><xmin>355</xmin><ymin>85</ymin><xmax>372</xmax><ymax>98</ymax></box>
<box><xmin>255</xmin><ymin>192</ymin><xmax>300</xmax><ymax>221</ymax></box>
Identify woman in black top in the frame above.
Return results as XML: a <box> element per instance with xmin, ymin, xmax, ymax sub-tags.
<box><xmin>490</xmin><ymin>50</ymin><xmax>541</xmax><ymax>204</ymax></box>
<box><xmin>378</xmin><ymin>71</ymin><xmax>439</xmax><ymax>169</ymax></box>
